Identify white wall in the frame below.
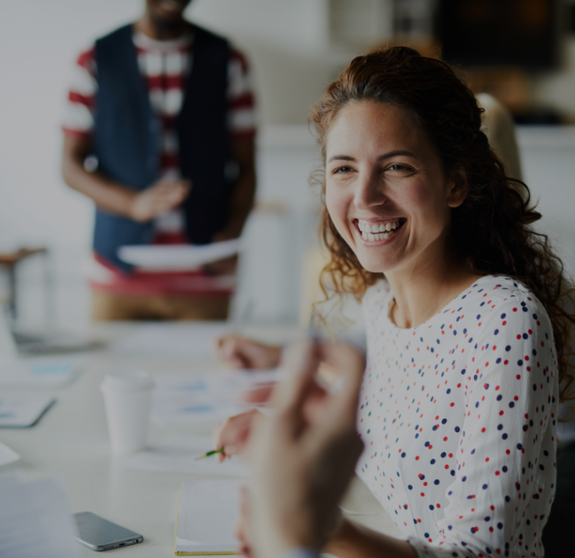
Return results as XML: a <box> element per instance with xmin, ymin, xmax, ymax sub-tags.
<box><xmin>532</xmin><ymin>37</ymin><xmax>575</xmax><ymax>121</ymax></box>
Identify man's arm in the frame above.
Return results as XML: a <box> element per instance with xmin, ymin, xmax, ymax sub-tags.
<box><xmin>62</xmin><ymin>134</ymin><xmax>134</xmax><ymax>215</ymax></box>
<box><xmin>215</xmin><ymin>137</ymin><xmax>256</xmax><ymax>241</ymax></box>
<box><xmin>61</xmin><ymin>133</ymin><xmax>189</xmax><ymax>222</ymax></box>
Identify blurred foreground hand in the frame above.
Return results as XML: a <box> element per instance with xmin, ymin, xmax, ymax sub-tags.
<box><xmin>243</xmin><ymin>340</ymin><xmax>365</xmax><ymax>558</ymax></box>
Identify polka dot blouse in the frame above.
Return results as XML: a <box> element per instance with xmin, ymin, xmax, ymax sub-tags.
<box><xmin>356</xmin><ymin>275</ymin><xmax>558</xmax><ymax>558</ymax></box>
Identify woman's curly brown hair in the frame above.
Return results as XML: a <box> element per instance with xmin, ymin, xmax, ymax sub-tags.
<box><xmin>309</xmin><ymin>46</ymin><xmax>575</xmax><ymax>402</ymax></box>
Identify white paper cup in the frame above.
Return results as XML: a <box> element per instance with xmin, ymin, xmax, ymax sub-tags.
<box><xmin>100</xmin><ymin>371</ymin><xmax>154</xmax><ymax>455</ymax></box>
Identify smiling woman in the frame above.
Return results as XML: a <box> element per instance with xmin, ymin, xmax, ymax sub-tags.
<box><xmin>307</xmin><ymin>46</ymin><xmax>575</xmax><ymax>558</ymax></box>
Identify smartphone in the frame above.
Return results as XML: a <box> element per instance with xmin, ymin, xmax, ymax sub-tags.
<box><xmin>73</xmin><ymin>512</ymin><xmax>143</xmax><ymax>552</ymax></box>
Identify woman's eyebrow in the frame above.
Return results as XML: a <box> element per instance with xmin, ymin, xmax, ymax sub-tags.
<box><xmin>378</xmin><ymin>150</ymin><xmax>416</xmax><ymax>160</ymax></box>
<box><xmin>327</xmin><ymin>155</ymin><xmax>355</xmax><ymax>163</ymax></box>
<box><xmin>327</xmin><ymin>150</ymin><xmax>417</xmax><ymax>163</ymax></box>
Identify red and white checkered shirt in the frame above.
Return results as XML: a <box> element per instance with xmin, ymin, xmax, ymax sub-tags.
<box><xmin>63</xmin><ymin>28</ymin><xmax>256</xmax><ymax>295</ymax></box>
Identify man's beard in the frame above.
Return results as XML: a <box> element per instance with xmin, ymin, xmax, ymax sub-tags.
<box><xmin>150</xmin><ymin>14</ymin><xmax>186</xmax><ymax>35</ymax></box>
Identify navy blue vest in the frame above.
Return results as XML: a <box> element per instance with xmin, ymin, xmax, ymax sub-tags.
<box><xmin>93</xmin><ymin>23</ymin><xmax>232</xmax><ymax>272</ymax></box>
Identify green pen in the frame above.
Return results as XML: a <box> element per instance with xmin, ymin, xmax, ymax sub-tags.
<box><xmin>195</xmin><ymin>447</ymin><xmax>225</xmax><ymax>460</ymax></box>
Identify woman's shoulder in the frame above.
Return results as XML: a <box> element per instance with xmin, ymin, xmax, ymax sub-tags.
<box><xmin>452</xmin><ymin>274</ymin><xmax>551</xmax><ymax>331</ymax></box>
<box><xmin>460</xmin><ymin>275</ymin><xmax>542</xmax><ymax>306</ymax></box>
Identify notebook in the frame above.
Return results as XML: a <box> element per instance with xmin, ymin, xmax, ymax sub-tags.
<box><xmin>0</xmin><ymin>395</ymin><xmax>55</xmax><ymax>428</ymax></box>
<box><xmin>174</xmin><ymin>480</ymin><xmax>242</xmax><ymax>556</ymax></box>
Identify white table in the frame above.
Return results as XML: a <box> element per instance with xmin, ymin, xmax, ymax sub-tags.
<box><xmin>0</xmin><ymin>322</ymin><xmax>400</xmax><ymax>557</ymax></box>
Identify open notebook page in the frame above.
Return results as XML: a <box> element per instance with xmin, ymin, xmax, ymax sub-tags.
<box><xmin>175</xmin><ymin>480</ymin><xmax>242</xmax><ymax>555</ymax></box>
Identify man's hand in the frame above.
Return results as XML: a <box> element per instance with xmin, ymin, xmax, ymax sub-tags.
<box><xmin>246</xmin><ymin>341</ymin><xmax>365</xmax><ymax>558</ymax></box>
<box><xmin>129</xmin><ymin>178</ymin><xmax>190</xmax><ymax>222</ymax></box>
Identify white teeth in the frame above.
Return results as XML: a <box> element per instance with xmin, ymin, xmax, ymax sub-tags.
<box><xmin>358</xmin><ymin>220</ymin><xmax>400</xmax><ymax>231</ymax></box>
<box><xmin>358</xmin><ymin>219</ymin><xmax>402</xmax><ymax>242</ymax></box>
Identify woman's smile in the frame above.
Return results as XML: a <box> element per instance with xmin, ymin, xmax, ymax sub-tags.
<box><xmin>355</xmin><ymin>218</ymin><xmax>406</xmax><ymax>244</ymax></box>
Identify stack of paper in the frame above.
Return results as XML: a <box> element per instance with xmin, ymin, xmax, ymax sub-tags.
<box><xmin>174</xmin><ymin>480</ymin><xmax>242</xmax><ymax>555</ymax></box>
<box><xmin>0</xmin><ymin>472</ymin><xmax>79</xmax><ymax>557</ymax></box>
<box><xmin>118</xmin><ymin>238</ymin><xmax>243</xmax><ymax>271</ymax></box>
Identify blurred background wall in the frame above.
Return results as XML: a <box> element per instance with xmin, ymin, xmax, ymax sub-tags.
<box><xmin>1</xmin><ymin>0</ymin><xmax>575</xmax><ymax>331</ymax></box>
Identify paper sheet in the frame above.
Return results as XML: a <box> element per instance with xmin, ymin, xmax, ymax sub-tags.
<box><xmin>152</xmin><ymin>369</ymin><xmax>281</xmax><ymax>425</ymax></box>
<box><xmin>176</xmin><ymin>480</ymin><xmax>242</xmax><ymax>554</ymax></box>
<box><xmin>0</xmin><ymin>360</ymin><xmax>80</xmax><ymax>388</ymax></box>
<box><xmin>118</xmin><ymin>239</ymin><xmax>243</xmax><ymax>271</ymax></box>
<box><xmin>0</xmin><ymin>472</ymin><xmax>79</xmax><ymax>558</ymax></box>
<box><xmin>0</xmin><ymin>396</ymin><xmax>55</xmax><ymax>428</ymax></box>
<box><xmin>0</xmin><ymin>441</ymin><xmax>20</xmax><ymax>466</ymax></box>
<box><xmin>108</xmin><ymin>323</ymin><xmax>229</xmax><ymax>358</ymax></box>
<box><xmin>125</xmin><ymin>435</ymin><xmax>249</xmax><ymax>478</ymax></box>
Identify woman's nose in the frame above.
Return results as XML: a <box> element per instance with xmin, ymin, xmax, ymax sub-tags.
<box><xmin>354</xmin><ymin>171</ymin><xmax>386</xmax><ymax>210</ymax></box>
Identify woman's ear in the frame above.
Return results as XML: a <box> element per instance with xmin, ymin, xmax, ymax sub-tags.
<box><xmin>446</xmin><ymin>168</ymin><xmax>469</xmax><ymax>208</ymax></box>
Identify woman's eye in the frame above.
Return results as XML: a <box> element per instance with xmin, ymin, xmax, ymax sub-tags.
<box><xmin>333</xmin><ymin>166</ymin><xmax>353</xmax><ymax>174</ymax></box>
<box><xmin>387</xmin><ymin>164</ymin><xmax>412</xmax><ymax>173</ymax></box>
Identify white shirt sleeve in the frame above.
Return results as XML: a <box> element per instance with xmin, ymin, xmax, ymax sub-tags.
<box><xmin>407</xmin><ymin>295</ymin><xmax>558</xmax><ymax>557</ymax></box>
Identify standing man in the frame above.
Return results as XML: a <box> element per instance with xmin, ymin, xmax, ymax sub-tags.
<box><xmin>62</xmin><ymin>0</ymin><xmax>256</xmax><ymax>320</ymax></box>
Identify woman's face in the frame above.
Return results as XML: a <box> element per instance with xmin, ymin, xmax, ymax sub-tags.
<box><xmin>325</xmin><ymin>101</ymin><xmax>467</xmax><ymax>277</ymax></box>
